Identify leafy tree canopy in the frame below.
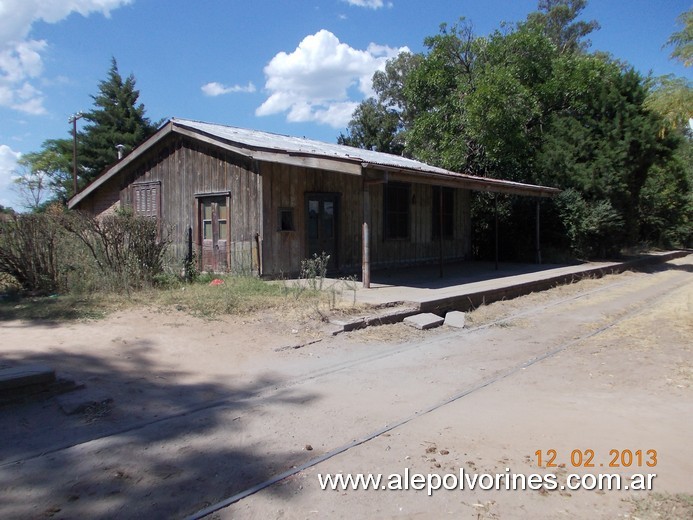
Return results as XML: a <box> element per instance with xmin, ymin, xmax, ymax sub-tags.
<box><xmin>341</xmin><ymin>0</ymin><xmax>690</xmax><ymax>257</ymax></box>
<box><xmin>667</xmin><ymin>8</ymin><xmax>692</xmax><ymax>67</ymax></box>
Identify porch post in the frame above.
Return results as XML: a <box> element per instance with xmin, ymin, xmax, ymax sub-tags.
<box><xmin>494</xmin><ymin>194</ymin><xmax>499</xmax><ymax>271</ymax></box>
<box><xmin>362</xmin><ymin>184</ymin><xmax>371</xmax><ymax>288</ymax></box>
<box><xmin>438</xmin><ymin>186</ymin><xmax>444</xmax><ymax>278</ymax></box>
<box><xmin>536</xmin><ymin>199</ymin><xmax>542</xmax><ymax>264</ymax></box>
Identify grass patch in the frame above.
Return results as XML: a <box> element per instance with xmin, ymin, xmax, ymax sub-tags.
<box><xmin>0</xmin><ymin>293</ymin><xmax>110</xmax><ymax>322</ymax></box>
<box><xmin>0</xmin><ymin>273</ymin><xmax>364</xmax><ymax>323</ymax></box>
<box><xmin>150</xmin><ymin>275</ymin><xmax>308</xmax><ymax>318</ymax></box>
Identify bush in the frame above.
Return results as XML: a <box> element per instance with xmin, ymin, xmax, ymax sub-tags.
<box><xmin>0</xmin><ymin>210</ymin><xmax>172</xmax><ymax>295</ymax></box>
<box><xmin>0</xmin><ymin>213</ymin><xmax>65</xmax><ymax>294</ymax></box>
<box><xmin>62</xmin><ymin>210</ymin><xmax>171</xmax><ymax>292</ymax></box>
<box><xmin>556</xmin><ymin>189</ymin><xmax>625</xmax><ymax>259</ymax></box>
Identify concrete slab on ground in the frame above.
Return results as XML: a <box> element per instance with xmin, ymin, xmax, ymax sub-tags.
<box><xmin>403</xmin><ymin>313</ymin><xmax>444</xmax><ymax>330</ymax></box>
<box><xmin>443</xmin><ymin>311</ymin><xmax>466</xmax><ymax>328</ymax></box>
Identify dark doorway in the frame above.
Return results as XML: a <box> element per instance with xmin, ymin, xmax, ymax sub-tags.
<box><xmin>305</xmin><ymin>193</ymin><xmax>339</xmax><ymax>269</ymax></box>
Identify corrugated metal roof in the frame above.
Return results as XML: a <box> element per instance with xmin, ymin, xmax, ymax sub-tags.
<box><xmin>172</xmin><ymin>118</ymin><xmax>452</xmax><ymax>175</ymax></box>
<box><xmin>69</xmin><ymin>117</ymin><xmax>559</xmax><ymax>209</ymax></box>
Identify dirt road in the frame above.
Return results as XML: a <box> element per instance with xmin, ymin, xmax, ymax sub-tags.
<box><xmin>1</xmin><ymin>256</ymin><xmax>691</xmax><ymax>519</ymax></box>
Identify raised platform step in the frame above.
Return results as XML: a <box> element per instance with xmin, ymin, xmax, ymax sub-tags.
<box><xmin>0</xmin><ymin>364</ymin><xmax>83</xmax><ymax>406</ymax></box>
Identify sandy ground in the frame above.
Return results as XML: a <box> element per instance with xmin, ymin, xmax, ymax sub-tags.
<box><xmin>0</xmin><ymin>256</ymin><xmax>691</xmax><ymax>519</ymax></box>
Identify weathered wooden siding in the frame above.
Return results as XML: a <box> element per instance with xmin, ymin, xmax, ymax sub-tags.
<box><xmin>367</xmin><ymin>183</ymin><xmax>471</xmax><ymax>269</ymax></box>
<box><xmin>116</xmin><ymin>135</ymin><xmax>261</xmax><ymax>273</ymax></box>
<box><xmin>80</xmin><ymin>177</ymin><xmax>120</xmax><ymax>216</ymax></box>
<box><xmin>260</xmin><ymin>161</ymin><xmax>363</xmax><ymax>275</ymax></box>
<box><xmin>87</xmin><ymin>133</ymin><xmax>471</xmax><ymax>276</ymax></box>
<box><xmin>261</xmin><ymin>161</ymin><xmax>471</xmax><ymax>276</ymax></box>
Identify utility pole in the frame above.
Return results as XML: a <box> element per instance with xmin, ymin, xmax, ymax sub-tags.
<box><xmin>68</xmin><ymin>112</ymin><xmax>83</xmax><ymax>195</ymax></box>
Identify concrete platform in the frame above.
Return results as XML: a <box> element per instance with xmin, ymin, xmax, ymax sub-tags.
<box><xmin>324</xmin><ymin>250</ymin><xmax>690</xmax><ymax>332</ymax></box>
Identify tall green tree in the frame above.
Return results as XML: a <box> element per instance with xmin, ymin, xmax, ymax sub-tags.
<box><xmin>337</xmin><ymin>98</ymin><xmax>403</xmax><ymax>154</ymax></box>
<box><xmin>342</xmin><ymin>1</ymin><xmax>690</xmax><ymax>257</ymax></box>
<box><xmin>79</xmin><ymin>58</ymin><xmax>158</xmax><ymax>182</ymax></box>
<box><xmin>667</xmin><ymin>8</ymin><xmax>692</xmax><ymax>67</ymax></box>
<box><xmin>338</xmin><ymin>52</ymin><xmax>422</xmax><ymax>154</ymax></box>
<box><xmin>645</xmin><ymin>75</ymin><xmax>693</xmax><ymax>137</ymax></box>
<box><xmin>526</xmin><ymin>0</ymin><xmax>599</xmax><ymax>54</ymax></box>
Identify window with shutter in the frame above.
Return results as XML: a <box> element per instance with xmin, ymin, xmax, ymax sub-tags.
<box><xmin>132</xmin><ymin>182</ymin><xmax>160</xmax><ymax>219</ymax></box>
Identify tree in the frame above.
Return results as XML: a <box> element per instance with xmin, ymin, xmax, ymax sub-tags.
<box><xmin>79</xmin><ymin>58</ymin><xmax>158</xmax><ymax>182</ymax></box>
<box><xmin>667</xmin><ymin>8</ymin><xmax>692</xmax><ymax>67</ymax></box>
<box><xmin>11</xmin><ymin>139</ymin><xmax>75</xmax><ymax>211</ymax></box>
<box><xmin>404</xmin><ymin>20</ymin><xmax>484</xmax><ymax>172</ymax></box>
<box><xmin>338</xmin><ymin>98</ymin><xmax>403</xmax><ymax>154</ymax></box>
<box><xmin>338</xmin><ymin>52</ymin><xmax>422</xmax><ymax>155</ymax></box>
<box><xmin>341</xmin><ymin>0</ymin><xmax>690</xmax><ymax>258</ymax></box>
<box><xmin>645</xmin><ymin>75</ymin><xmax>693</xmax><ymax>137</ymax></box>
<box><xmin>12</xmin><ymin>155</ymin><xmax>52</xmax><ymax>211</ymax></box>
<box><xmin>538</xmin><ymin>59</ymin><xmax>681</xmax><ymax>247</ymax></box>
<box><xmin>527</xmin><ymin>0</ymin><xmax>599</xmax><ymax>54</ymax></box>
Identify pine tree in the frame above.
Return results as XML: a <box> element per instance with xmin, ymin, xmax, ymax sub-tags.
<box><xmin>79</xmin><ymin>58</ymin><xmax>158</xmax><ymax>182</ymax></box>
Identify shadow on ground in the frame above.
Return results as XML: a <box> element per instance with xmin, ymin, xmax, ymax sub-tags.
<box><xmin>0</xmin><ymin>344</ymin><xmax>319</xmax><ymax>519</ymax></box>
<box><xmin>367</xmin><ymin>260</ymin><xmax>574</xmax><ymax>290</ymax></box>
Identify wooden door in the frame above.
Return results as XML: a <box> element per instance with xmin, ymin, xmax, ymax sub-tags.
<box><xmin>306</xmin><ymin>193</ymin><xmax>338</xmax><ymax>269</ymax></box>
<box><xmin>200</xmin><ymin>196</ymin><xmax>228</xmax><ymax>272</ymax></box>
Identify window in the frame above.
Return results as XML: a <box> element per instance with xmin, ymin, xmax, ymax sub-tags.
<box><xmin>201</xmin><ymin>197</ymin><xmax>227</xmax><ymax>241</ymax></box>
<box><xmin>432</xmin><ymin>186</ymin><xmax>454</xmax><ymax>239</ymax></box>
<box><xmin>384</xmin><ymin>182</ymin><xmax>410</xmax><ymax>240</ymax></box>
<box><xmin>278</xmin><ymin>207</ymin><xmax>294</xmax><ymax>231</ymax></box>
<box><xmin>133</xmin><ymin>182</ymin><xmax>160</xmax><ymax>219</ymax></box>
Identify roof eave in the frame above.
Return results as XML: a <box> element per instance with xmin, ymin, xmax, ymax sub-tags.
<box><xmin>362</xmin><ymin>163</ymin><xmax>560</xmax><ymax>198</ymax></box>
<box><xmin>68</xmin><ymin>120</ymin><xmax>175</xmax><ymax>209</ymax></box>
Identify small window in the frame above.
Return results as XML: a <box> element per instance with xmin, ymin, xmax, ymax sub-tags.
<box><xmin>432</xmin><ymin>186</ymin><xmax>454</xmax><ymax>239</ymax></box>
<box><xmin>133</xmin><ymin>182</ymin><xmax>160</xmax><ymax>219</ymax></box>
<box><xmin>383</xmin><ymin>182</ymin><xmax>410</xmax><ymax>240</ymax></box>
<box><xmin>278</xmin><ymin>207</ymin><xmax>294</xmax><ymax>231</ymax></box>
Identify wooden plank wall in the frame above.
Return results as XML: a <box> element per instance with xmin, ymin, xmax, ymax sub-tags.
<box><xmin>98</xmin><ymin>133</ymin><xmax>472</xmax><ymax>276</ymax></box>
<box><xmin>261</xmin><ymin>162</ymin><xmax>363</xmax><ymax>275</ymax></box>
<box><xmin>117</xmin><ymin>135</ymin><xmax>261</xmax><ymax>274</ymax></box>
<box><xmin>261</xmin><ymin>161</ymin><xmax>472</xmax><ymax>276</ymax></box>
<box><xmin>367</xmin><ymin>184</ymin><xmax>471</xmax><ymax>269</ymax></box>
<box><xmin>82</xmin><ymin>177</ymin><xmax>121</xmax><ymax>216</ymax></box>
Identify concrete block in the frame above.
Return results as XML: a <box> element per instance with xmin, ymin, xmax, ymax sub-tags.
<box><xmin>403</xmin><ymin>313</ymin><xmax>444</xmax><ymax>330</ymax></box>
<box><xmin>444</xmin><ymin>311</ymin><xmax>466</xmax><ymax>328</ymax></box>
<box><xmin>0</xmin><ymin>364</ymin><xmax>55</xmax><ymax>391</ymax></box>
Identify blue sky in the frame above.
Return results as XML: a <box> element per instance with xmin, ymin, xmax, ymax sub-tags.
<box><xmin>0</xmin><ymin>0</ymin><xmax>690</xmax><ymax>209</ymax></box>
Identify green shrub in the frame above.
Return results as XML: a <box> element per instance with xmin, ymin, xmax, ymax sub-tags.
<box><xmin>556</xmin><ymin>189</ymin><xmax>625</xmax><ymax>259</ymax></box>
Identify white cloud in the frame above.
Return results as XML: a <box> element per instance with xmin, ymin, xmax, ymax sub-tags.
<box><xmin>0</xmin><ymin>144</ymin><xmax>21</xmax><ymax>208</ymax></box>
<box><xmin>256</xmin><ymin>29</ymin><xmax>407</xmax><ymax>128</ymax></box>
<box><xmin>201</xmin><ymin>81</ymin><xmax>256</xmax><ymax>97</ymax></box>
<box><xmin>341</xmin><ymin>0</ymin><xmax>392</xmax><ymax>9</ymax></box>
<box><xmin>0</xmin><ymin>0</ymin><xmax>132</xmax><ymax>114</ymax></box>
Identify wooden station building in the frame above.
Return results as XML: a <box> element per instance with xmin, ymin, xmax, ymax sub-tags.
<box><xmin>68</xmin><ymin>118</ymin><xmax>559</xmax><ymax>285</ymax></box>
